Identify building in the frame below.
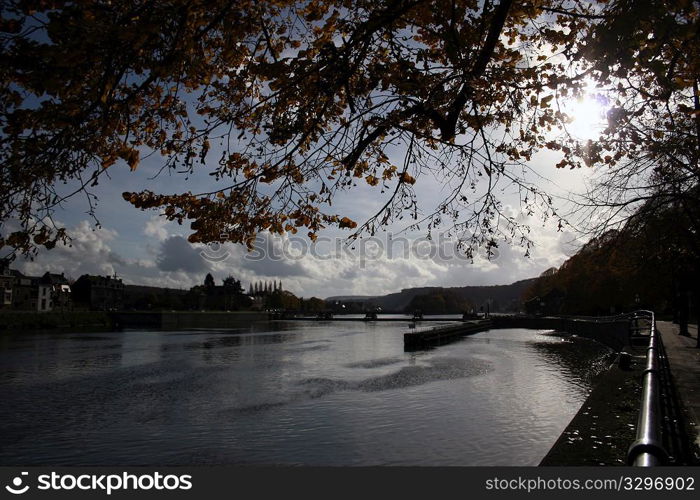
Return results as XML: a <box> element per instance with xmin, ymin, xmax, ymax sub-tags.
<box><xmin>187</xmin><ymin>275</ymin><xmax>252</xmax><ymax>311</ymax></box>
<box><xmin>0</xmin><ymin>260</ymin><xmax>13</xmax><ymax>309</ymax></box>
<box><xmin>11</xmin><ymin>272</ymin><xmax>52</xmax><ymax>312</ymax></box>
<box><xmin>71</xmin><ymin>274</ymin><xmax>124</xmax><ymax>311</ymax></box>
<box><xmin>41</xmin><ymin>272</ymin><xmax>72</xmax><ymax>311</ymax></box>
<box><xmin>0</xmin><ymin>266</ymin><xmax>72</xmax><ymax>312</ymax></box>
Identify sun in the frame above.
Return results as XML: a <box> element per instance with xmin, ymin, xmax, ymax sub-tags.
<box><xmin>566</xmin><ymin>92</ymin><xmax>609</xmax><ymax>141</ymax></box>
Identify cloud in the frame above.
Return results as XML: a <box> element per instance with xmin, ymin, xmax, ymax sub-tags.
<box><xmin>143</xmin><ymin>215</ymin><xmax>169</xmax><ymax>242</ymax></box>
<box><xmin>156</xmin><ymin>236</ymin><xmax>211</xmax><ymax>273</ymax></box>
<box><xmin>16</xmin><ymin>220</ymin><xmax>122</xmax><ymax>278</ymax></box>
<box><xmin>9</xmin><ymin>213</ymin><xmax>580</xmax><ymax>299</ymax></box>
<box><xmin>234</xmin><ymin>232</ymin><xmax>308</xmax><ymax>277</ymax></box>
<box><xmin>178</xmin><ymin>223</ymin><xmax>572</xmax><ymax>298</ymax></box>
<box><xmin>10</xmin><ymin>221</ymin><xmax>206</xmax><ymax>290</ymax></box>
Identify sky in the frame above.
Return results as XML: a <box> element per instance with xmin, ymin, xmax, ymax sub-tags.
<box><xmin>5</xmin><ymin>66</ymin><xmax>611</xmax><ymax>299</ymax></box>
<box><xmin>8</xmin><ymin>141</ymin><xmax>597</xmax><ymax>299</ymax></box>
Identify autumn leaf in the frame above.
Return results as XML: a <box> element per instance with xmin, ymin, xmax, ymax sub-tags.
<box><xmin>365</xmin><ymin>174</ymin><xmax>379</xmax><ymax>186</ymax></box>
<box><xmin>118</xmin><ymin>148</ymin><xmax>140</xmax><ymax>171</ymax></box>
<box><xmin>338</xmin><ymin>216</ymin><xmax>357</xmax><ymax>229</ymax></box>
<box><xmin>398</xmin><ymin>172</ymin><xmax>416</xmax><ymax>185</ymax></box>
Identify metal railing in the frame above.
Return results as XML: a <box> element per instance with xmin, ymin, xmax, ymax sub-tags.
<box><xmin>565</xmin><ymin>310</ymin><xmax>652</xmax><ymax>325</ymax></box>
<box><xmin>626</xmin><ymin>310</ymin><xmax>669</xmax><ymax>466</ymax></box>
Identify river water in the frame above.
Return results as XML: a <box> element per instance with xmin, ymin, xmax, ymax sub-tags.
<box><xmin>0</xmin><ymin>320</ymin><xmax>612</xmax><ymax>466</ymax></box>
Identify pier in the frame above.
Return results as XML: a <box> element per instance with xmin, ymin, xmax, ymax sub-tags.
<box><xmin>272</xmin><ymin>315</ymin><xmax>471</xmax><ymax>322</ymax></box>
<box><xmin>403</xmin><ymin>319</ymin><xmax>492</xmax><ymax>350</ymax></box>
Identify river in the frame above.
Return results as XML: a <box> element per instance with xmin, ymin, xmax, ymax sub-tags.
<box><xmin>0</xmin><ymin>320</ymin><xmax>612</xmax><ymax>465</ymax></box>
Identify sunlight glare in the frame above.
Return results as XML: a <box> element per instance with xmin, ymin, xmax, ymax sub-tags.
<box><xmin>567</xmin><ymin>92</ymin><xmax>608</xmax><ymax>141</ymax></box>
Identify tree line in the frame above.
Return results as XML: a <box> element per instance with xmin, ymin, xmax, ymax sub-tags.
<box><xmin>525</xmin><ymin>192</ymin><xmax>699</xmax><ymax>344</ymax></box>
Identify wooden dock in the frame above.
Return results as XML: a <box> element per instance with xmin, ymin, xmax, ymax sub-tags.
<box><xmin>403</xmin><ymin>319</ymin><xmax>492</xmax><ymax>350</ymax></box>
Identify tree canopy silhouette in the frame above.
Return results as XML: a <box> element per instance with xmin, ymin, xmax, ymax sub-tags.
<box><xmin>1</xmin><ymin>0</ymin><xmax>698</xmax><ymax>258</ymax></box>
<box><xmin>203</xmin><ymin>272</ymin><xmax>215</xmax><ymax>289</ymax></box>
<box><xmin>525</xmin><ymin>190</ymin><xmax>699</xmax><ymax>322</ymax></box>
<box><xmin>570</xmin><ymin>0</ymin><xmax>699</xmax><ymax>237</ymax></box>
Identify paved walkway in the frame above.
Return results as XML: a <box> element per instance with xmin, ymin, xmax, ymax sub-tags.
<box><xmin>657</xmin><ymin>321</ymin><xmax>700</xmax><ymax>452</ymax></box>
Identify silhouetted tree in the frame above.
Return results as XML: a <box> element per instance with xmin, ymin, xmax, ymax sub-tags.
<box><xmin>204</xmin><ymin>273</ymin><xmax>215</xmax><ymax>290</ymax></box>
<box><xmin>223</xmin><ymin>275</ymin><xmax>244</xmax><ymax>294</ymax></box>
<box><xmin>526</xmin><ymin>198</ymin><xmax>696</xmax><ymax>321</ymax></box>
<box><xmin>7</xmin><ymin>1</ymin><xmax>695</xmax><ymax>259</ymax></box>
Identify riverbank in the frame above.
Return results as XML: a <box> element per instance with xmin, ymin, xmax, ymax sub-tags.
<box><xmin>0</xmin><ymin>310</ymin><xmax>113</xmax><ymax>330</ymax></box>
<box><xmin>541</xmin><ymin>322</ymin><xmax>700</xmax><ymax>466</ymax></box>
<box><xmin>539</xmin><ymin>351</ymin><xmax>643</xmax><ymax>465</ymax></box>
<box><xmin>0</xmin><ymin>310</ymin><xmax>273</xmax><ymax>332</ymax></box>
<box><xmin>111</xmin><ymin>310</ymin><xmax>269</xmax><ymax>329</ymax></box>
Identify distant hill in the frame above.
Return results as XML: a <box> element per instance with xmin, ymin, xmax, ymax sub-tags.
<box><xmin>326</xmin><ymin>278</ymin><xmax>538</xmax><ymax>313</ymax></box>
<box><xmin>325</xmin><ymin>295</ymin><xmax>378</xmax><ymax>302</ymax></box>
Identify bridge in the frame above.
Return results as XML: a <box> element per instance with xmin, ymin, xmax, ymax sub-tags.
<box><xmin>268</xmin><ymin>311</ymin><xmax>484</xmax><ymax>321</ymax></box>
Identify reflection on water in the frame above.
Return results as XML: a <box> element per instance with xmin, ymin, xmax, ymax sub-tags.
<box><xmin>0</xmin><ymin>323</ymin><xmax>611</xmax><ymax>465</ymax></box>
<box><xmin>531</xmin><ymin>333</ymin><xmax>615</xmax><ymax>388</ymax></box>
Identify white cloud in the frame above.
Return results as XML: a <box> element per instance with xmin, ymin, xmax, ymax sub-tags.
<box><xmin>12</xmin><ymin>220</ymin><xmax>203</xmax><ymax>290</ymax></box>
<box><xmin>17</xmin><ymin>221</ymin><xmax>120</xmax><ymax>278</ymax></box>
<box><xmin>143</xmin><ymin>215</ymin><xmax>169</xmax><ymax>242</ymax></box>
<box><xmin>10</xmin><ymin>213</ymin><xmax>580</xmax><ymax>299</ymax></box>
